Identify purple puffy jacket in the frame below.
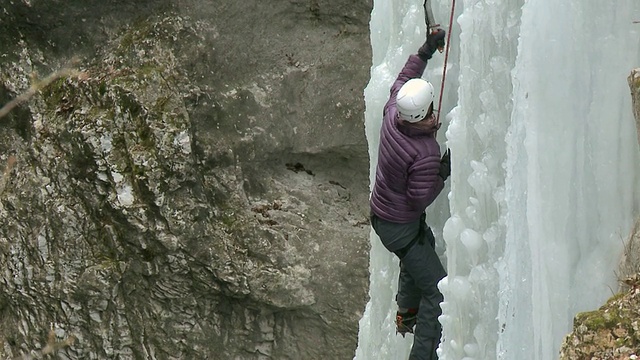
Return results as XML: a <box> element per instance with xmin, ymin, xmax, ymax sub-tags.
<box><xmin>370</xmin><ymin>54</ymin><xmax>445</xmax><ymax>223</ymax></box>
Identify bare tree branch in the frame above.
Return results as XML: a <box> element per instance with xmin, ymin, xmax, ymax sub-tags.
<box><xmin>0</xmin><ymin>155</ymin><xmax>16</xmax><ymax>196</ymax></box>
<box><xmin>0</xmin><ymin>67</ymin><xmax>81</xmax><ymax>119</ymax></box>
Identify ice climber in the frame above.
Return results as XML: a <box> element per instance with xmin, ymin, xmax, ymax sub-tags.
<box><xmin>369</xmin><ymin>29</ymin><xmax>450</xmax><ymax>360</ymax></box>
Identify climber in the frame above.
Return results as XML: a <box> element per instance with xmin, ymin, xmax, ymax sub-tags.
<box><xmin>369</xmin><ymin>29</ymin><xmax>450</xmax><ymax>360</ymax></box>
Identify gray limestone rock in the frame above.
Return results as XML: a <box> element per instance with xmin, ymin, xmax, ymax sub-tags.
<box><xmin>0</xmin><ymin>1</ymin><xmax>372</xmax><ymax>359</ymax></box>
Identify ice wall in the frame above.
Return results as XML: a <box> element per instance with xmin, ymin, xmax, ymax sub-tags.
<box><xmin>356</xmin><ymin>1</ymin><xmax>640</xmax><ymax>359</ymax></box>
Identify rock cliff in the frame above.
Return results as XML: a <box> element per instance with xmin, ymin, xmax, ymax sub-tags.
<box><xmin>0</xmin><ymin>1</ymin><xmax>373</xmax><ymax>359</ymax></box>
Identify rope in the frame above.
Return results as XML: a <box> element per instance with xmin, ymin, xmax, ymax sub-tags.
<box><xmin>436</xmin><ymin>0</ymin><xmax>456</xmax><ymax>125</ymax></box>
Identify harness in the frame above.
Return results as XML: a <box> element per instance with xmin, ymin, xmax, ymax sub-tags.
<box><xmin>393</xmin><ymin>213</ymin><xmax>428</xmax><ymax>259</ymax></box>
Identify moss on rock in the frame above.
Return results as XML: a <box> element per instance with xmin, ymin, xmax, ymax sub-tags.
<box><xmin>560</xmin><ymin>284</ymin><xmax>640</xmax><ymax>359</ymax></box>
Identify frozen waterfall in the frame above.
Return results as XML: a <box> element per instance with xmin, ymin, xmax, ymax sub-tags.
<box><xmin>355</xmin><ymin>1</ymin><xmax>640</xmax><ymax>359</ymax></box>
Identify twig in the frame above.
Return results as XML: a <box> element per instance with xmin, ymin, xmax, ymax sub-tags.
<box><xmin>0</xmin><ymin>67</ymin><xmax>81</xmax><ymax>119</ymax></box>
<box><xmin>41</xmin><ymin>328</ymin><xmax>76</xmax><ymax>355</ymax></box>
<box><xmin>12</xmin><ymin>329</ymin><xmax>76</xmax><ymax>359</ymax></box>
<box><xmin>0</xmin><ymin>155</ymin><xmax>16</xmax><ymax>196</ymax></box>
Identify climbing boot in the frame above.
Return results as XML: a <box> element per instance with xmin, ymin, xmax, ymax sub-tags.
<box><xmin>396</xmin><ymin>307</ymin><xmax>419</xmax><ymax>337</ymax></box>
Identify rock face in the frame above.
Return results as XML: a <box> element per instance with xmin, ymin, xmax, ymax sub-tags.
<box><xmin>559</xmin><ymin>70</ymin><xmax>640</xmax><ymax>359</ymax></box>
<box><xmin>630</xmin><ymin>69</ymin><xmax>640</xmax><ymax>148</ymax></box>
<box><xmin>559</xmin><ymin>288</ymin><xmax>640</xmax><ymax>360</ymax></box>
<box><xmin>0</xmin><ymin>1</ymin><xmax>373</xmax><ymax>359</ymax></box>
<box><xmin>560</xmin><ymin>219</ymin><xmax>640</xmax><ymax>360</ymax></box>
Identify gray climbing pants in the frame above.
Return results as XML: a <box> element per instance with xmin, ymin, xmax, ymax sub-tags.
<box><xmin>370</xmin><ymin>213</ymin><xmax>447</xmax><ymax>360</ymax></box>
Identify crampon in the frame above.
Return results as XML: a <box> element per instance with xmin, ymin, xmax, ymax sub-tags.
<box><xmin>395</xmin><ymin>308</ymin><xmax>418</xmax><ymax>337</ymax></box>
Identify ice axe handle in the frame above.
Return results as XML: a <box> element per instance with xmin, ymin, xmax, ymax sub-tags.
<box><xmin>424</xmin><ymin>0</ymin><xmax>444</xmax><ymax>53</ymax></box>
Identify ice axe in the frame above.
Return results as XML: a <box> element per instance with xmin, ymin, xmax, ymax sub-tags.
<box><xmin>423</xmin><ymin>0</ymin><xmax>444</xmax><ymax>53</ymax></box>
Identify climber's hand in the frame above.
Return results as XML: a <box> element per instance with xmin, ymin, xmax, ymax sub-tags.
<box><xmin>439</xmin><ymin>148</ymin><xmax>451</xmax><ymax>181</ymax></box>
<box><xmin>418</xmin><ymin>29</ymin><xmax>446</xmax><ymax>61</ymax></box>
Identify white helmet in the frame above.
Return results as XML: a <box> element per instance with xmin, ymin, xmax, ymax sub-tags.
<box><xmin>396</xmin><ymin>78</ymin><xmax>435</xmax><ymax>122</ymax></box>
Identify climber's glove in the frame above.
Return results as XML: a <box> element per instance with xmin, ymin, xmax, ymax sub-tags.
<box><xmin>418</xmin><ymin>29</ymin><xmax>446</xmax><ymax>61</ymax></box>
<box><xmin>438</xmin><ymin>148</ymin><xmax>451</xmax><ymax>181</ymax></box>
